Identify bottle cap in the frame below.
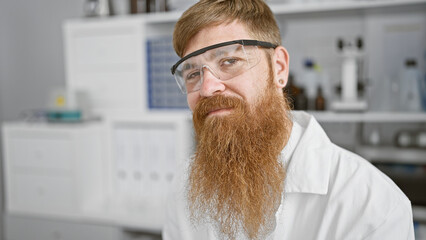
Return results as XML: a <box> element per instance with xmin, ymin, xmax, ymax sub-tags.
<box><xmin>405</xmin><ymin>59</ymin><xmax>417</xmax><ymax>67</ymax></box>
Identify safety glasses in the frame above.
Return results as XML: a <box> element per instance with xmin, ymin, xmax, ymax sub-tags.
<box><xmin>171</xmin><ymin>39</ymin><xmax>277</xmax><ymax>94</ymax></box>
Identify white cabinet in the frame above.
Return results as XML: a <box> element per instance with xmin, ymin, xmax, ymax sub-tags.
<box><xmin>63</xmin><ymin>18</ymin><xmax>147</xmax><ymax>114</ymax></box>
<box><xmin>63</xmin><ymin>0</ymin><xmax>426</xmax><ymax>114</ymax></box>
<box><xmin>93</xmin><ymin>113</ymin><xmax>193</xmax><ymax>232</ymax></box>
<box><xmin>1</xmin><ymin>116</ymin><xmax>190</xmax><ymax>238</ymax></box>
<box><xmin>2</xmin><ymin>122</ymin><xmax>106</xmax><ymax>219</ymax></box>
<box><xmin>1</xmin><ymin>114</ymin><xmax>193</xmax><ymax>233</ymax></box>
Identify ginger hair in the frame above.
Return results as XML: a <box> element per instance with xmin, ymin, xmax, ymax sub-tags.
<box><xmin>173</xmin><ymin>0</ymin><xmax>281</xmax><ymax>57</ymax></box>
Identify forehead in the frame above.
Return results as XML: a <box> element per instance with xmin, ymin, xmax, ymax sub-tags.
<box><xmin>183</xmin><ymin>20</ymin><xmax>253</xmax><ymax>57</ymax></box>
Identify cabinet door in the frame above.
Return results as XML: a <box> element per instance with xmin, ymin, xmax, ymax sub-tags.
<box><xmin>9</xmin><ymin>174</ymin><xmax>76</xmax><ymax>215</ymax></box>
<box><xmin>5</xmin><ymin>215</ymin><xmax>120</xmax><ymax>240</ymax></box>
<box><xmin>9</xmin><ymin>135</ymin><xmax>72</xmax><ymax>171</ymax></box>
<box><xmin>6</xmin><ymin>132</ymin><xmax>77</xmax><ymax>215</ymax></box>
<box><xmin>64</xmin><ymin>19</ymin><xmax>146</xmax><ymax>112</ymax></box>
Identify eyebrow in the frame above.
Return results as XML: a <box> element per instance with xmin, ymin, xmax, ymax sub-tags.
<box><xmin>181</xmin><ymin>62</ymin><xmax>197</xmax><ymax>72</ymax></box>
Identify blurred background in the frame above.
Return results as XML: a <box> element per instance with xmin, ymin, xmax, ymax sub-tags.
<box><xmin>0</xmin><ymin>0</ymin><xmax>425</xmax><ymax>239</ymax></box>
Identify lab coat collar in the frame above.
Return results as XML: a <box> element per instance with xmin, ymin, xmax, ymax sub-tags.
<box><xmin>283</xmin><ymin>111</ymin><xmax>332</xmax><ymax>195</ymax></box>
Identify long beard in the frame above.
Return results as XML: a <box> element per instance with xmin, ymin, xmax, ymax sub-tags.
<box><xmin>188</xmin><ymin>77</ymin><xmax>292</xmax><ymax>240</ymax></box>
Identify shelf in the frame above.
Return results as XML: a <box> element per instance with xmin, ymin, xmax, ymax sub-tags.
<box><xmin>356</xmin><ymin>145</ymin><xmax>426</xmax><ymax>164</ymax></box>
<box><xmin>144</xmin><ymin>11</ymin><xmax>183</xmax><ymax>23</ymax></box>
<box><xmin>64</xmin><ymin>0</ymin><xmax>426</xmax><ymax>25</ymax></box>
<box><xmin>142</xmin><ymin>0</ymin><xmax>426</xmax><ymax>23</ymax></box>
<box><xmin>269</xmin><ymin>0</ymin><xmax>426</xmax><ymax>15</ymax></box>
<box><xmin>309</xmin><ymin>111</ymin><xmax>426</xmax><ymax>123</ymax></box>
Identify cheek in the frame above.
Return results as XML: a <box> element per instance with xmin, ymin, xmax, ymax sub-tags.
<box><xmin>187</xmin><ymin>93</ymin><xmax>199</xmax><ymax>111</ymax></box>
<box><xmin>237</xmin><ymin>74</ymin><xmax>268</xmax><ymax>103</ymax></box>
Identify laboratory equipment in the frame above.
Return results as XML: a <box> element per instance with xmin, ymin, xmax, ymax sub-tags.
<box><xmin>399</xmin><ymin>59</ymin><xmax>422</xmax><ymax>112</ymax></box>
<box><xmin>84</xmin><ymin>0</ymin><xmax>111</xmax><ymax>17</ymax></box>
<box><xmin>302</xmin><ymin>59</ymin><xmax>320</xmax><ymax>110</ymax></box>
<box><xmin>46</xmin><ymin>89</ymin><xmax>89</xmax><ymax>122</ymax></box>
<box><xmin>331</xmin><ymin>37</ymin><xmax>368</xmax><ymax>112</ymax></box>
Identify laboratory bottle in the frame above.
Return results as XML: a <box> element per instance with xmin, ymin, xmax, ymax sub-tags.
<box><xmin>315</xmin><ymin>87</ymin><xmax>326</xmax><ymax>111</ymax></box>
<box><xmin>302</xmin><ymin>59</ymin><xmax>319</xmax><ymax>110</ymax></box>
<box><xmin>295</xmin><ymin>88</ymin><xmax>308</xmax><ymax>110</ymax></box>
<box><xmin>130</xmin><ymin>0</ymin><xmax>148</xmax><ymax>13</ymax></box>
<box><xmin>399</xmin><ymin>59</ymin><xmax>422</xmax><ymax>112</ymax></box>
<box><xmin>420</xmin><ymin>73</ymin><xmax>426</xmax><ymax>111</ymax></box>
<box><xmin>284</xmin><ymin>74</ymin><xmax>301</xmax><ymax>110</ymax></box>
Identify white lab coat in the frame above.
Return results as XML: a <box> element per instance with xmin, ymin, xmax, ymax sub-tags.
<box><xmin>162</xmin><ymin>111</ymin><xmax>414</xmax><ymax>240</ymax></box>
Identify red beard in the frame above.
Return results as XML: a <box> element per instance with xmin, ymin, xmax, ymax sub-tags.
<box><xmin>189</xmin><ymin>78</ymin><xmax>292</xmax><ymax>239</ymax></box>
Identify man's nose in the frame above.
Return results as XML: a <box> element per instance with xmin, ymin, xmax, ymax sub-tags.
<box><xmin>199</xmin><ymin>66</ymin><xmax>226</xmax><ymax>97</ymax></box>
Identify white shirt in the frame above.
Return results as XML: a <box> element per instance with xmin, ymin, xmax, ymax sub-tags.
<box><xmin>163</xmin><ymin>111</ymin><xmax>414</xmax><ymax>240</ymax></box>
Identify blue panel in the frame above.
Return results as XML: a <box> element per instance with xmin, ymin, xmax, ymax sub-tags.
<box><xmin>147</xmin><ymin>37</ymin><xmax>188</xmax><ymax>110</ymax></box>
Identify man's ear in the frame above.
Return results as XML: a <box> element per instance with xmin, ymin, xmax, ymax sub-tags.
<box><xmin>272</xmin><ymin>46</ymin><xmax>290</xmax><ymax>89</ymax></box>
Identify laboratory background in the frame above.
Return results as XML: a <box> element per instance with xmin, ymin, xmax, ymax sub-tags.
<box><xmin>0</xmin><ymin>0</ymin><xmax>425</xmax><ymax>239</ymax></box>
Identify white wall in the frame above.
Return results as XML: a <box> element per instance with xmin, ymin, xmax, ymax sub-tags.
<box><xmin>0</xmin><ymin>0</ymin><xmax>6</xmax><ymax>121</ymax></box>
<box><xmin>1</xmin><ymin>1</ymin><xmax>7</xmax><ymax>238</ymax></box>
<box><xmin>0</xmin><ymin>0</ymin><xmax>86</xmax><ymax>122</ymax></box>
<box><xmin>0</xmin><ymin>1</ymin><xmax>85</xmax><ymax>239</ymax></box>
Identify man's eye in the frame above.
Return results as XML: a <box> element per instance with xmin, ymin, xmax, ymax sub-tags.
<box><xmin>220</xmin><ymin>58</ymin><xmax>239</xmax><ymax>67</ymax></box>
<box><xmin>186</xmin><ymin>71</ymin><xmax>200</xmax><ymax>82</ymax></box>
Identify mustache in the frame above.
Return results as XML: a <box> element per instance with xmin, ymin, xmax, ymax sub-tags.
<box><xmin>193</xmin><ymin>95</ymin><xmax>246</xmax><ymax>120</ymax></box>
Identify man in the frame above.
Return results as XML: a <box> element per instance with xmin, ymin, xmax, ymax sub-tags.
<box><xmin>163</xmin><ymin>0</ymin><xmax>414</xmax><ymax>239</ymax></box>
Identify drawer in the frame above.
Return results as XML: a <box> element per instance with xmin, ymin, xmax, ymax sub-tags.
<box><xmin>8</xmin><ymin>174</ymin><xmax>76</xmax><ymax>215</ymax></box>
<box><xmin>9</xmin><ymin>136</ymin><xmax>72</xmax><ymax>171</ymax></box>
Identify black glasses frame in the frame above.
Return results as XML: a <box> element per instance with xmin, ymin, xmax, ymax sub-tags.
<box><xmin>170</xmin><ymin>39</ymin><xmax>278</xmax><ymax>75</ymax></box>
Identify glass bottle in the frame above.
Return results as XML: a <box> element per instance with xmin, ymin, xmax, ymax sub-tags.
<box><xmin>315</xmin><ymin>87</ymin><xmax>326</xmax><ymax>111</ymax></box>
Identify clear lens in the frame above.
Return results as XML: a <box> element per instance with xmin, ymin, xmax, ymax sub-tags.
<box><xmin>173</xmin><ymin>44</ymin><xmax>261</xmax><ymax>94</ymax></box>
